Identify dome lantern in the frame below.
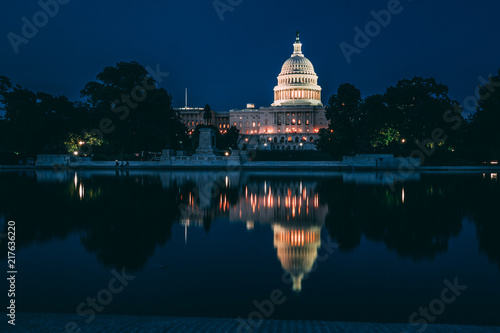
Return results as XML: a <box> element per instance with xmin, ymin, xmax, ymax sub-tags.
<box><xmin>293</xmin><ymin>30</ymin><xmax>303</xmax><ymax>57</ymax></box>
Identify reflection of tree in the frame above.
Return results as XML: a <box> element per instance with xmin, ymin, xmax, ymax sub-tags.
<box><xmin>465</xmin><ymin>176</ymin><xmax>500</xmax><ymax>269</ymax></box>
<box><xmin>319</xmin><ymin>176</ymin><xmax>464</xmax><ymax>260</ymax></box>
<box><xmin>78</xmin><ymin>176</ymin><xmax>187</xmax><ymax>271</ymax></box>
<box><xmin>1</xmin><ymin>172</ymin><xmax>499</xmax><ymax>271</ymax></box>
<box><xmin>0</xmin><ymin>173</ymin><xmax>186</xmax><ymax>271</ymax></box>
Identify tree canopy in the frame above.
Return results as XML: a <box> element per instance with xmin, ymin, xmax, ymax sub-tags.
<box><xmin>317</xmin><ymin>77</ymin><xmax>466</xmax><ymax>164</ymax></box>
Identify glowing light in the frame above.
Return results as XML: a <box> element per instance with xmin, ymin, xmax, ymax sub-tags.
<box><xmin>73</xmin><ymin>151</ymin><xmax>79</xmax><ymax>156</ymax></box>
<box><xmin>491</xmin><ymin>161</ymin><xmax>499</xmax><ymax>165</ymax></box>
<box><xmin>247</xmin><ymin>221</ymin><xmax>254</xmax><ymax>230</ymax></box>
<box><xmin>401</xmin><ymin>139</ymin><xmax>406</xmax><ymax>143</ymax></box>
<box><xmin>225</xmin><ymin>152</ymin><xmax>230</xmax><ymax>156</ymax></box>
<box><xmin>492</xmin><ymin>173</ymin><xmax>498</xmax><ymax>181</ymax></box>
<box><xmin>225</xmin><ymin>176</ymin><xmax>229</xmax><ymax>187</ymax></box>
<box><xmin>79</xmin><ymin>183</ymin><xmax>84</xmax><ymax>200</ymax></box>
<box><xmin>402</xmin><ymin>187</ymin><xmax>405</xmax><ymax>204</ymax></box>
<box><xmin>74</xmin><ymin>173</ymin><xmax>78</xmax><ymax>188</ymax></box>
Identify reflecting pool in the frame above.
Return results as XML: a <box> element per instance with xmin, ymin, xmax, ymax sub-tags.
<box><xmin>0</xmin><ymin>170</ymin><xmax>499</xmax><ymax>326</ymax></box>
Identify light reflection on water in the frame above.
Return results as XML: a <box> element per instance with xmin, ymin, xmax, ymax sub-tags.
<box><xmin>0</xmin><ymin>170</ymin><xmax>499</xmax><ymax>325</ymax></box>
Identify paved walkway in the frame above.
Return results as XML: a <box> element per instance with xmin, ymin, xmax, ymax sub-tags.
<box><xmin>3</xmin><ymin>313</ymin><xmax>500</xmax><ymax>333</ymax></box>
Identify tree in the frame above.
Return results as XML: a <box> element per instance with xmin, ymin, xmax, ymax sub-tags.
<box><xmin>317</xmin><ymin>83</ymin><xmax>362</xmax><ymax>157</ymax></box>
<box><xmin>383</xmin><ymin>77</ymin><xmax>462</xmax><ymax>160</ymax></box>
<box><xmin>317</xmin><ymin>78</ymin><xmax>464</xmax><ymax>164</ymax></box>
<box><xmin>464</xmin><ymin>70</ymin><xmax>500</xmax><ymax>162</ymax></box>
<box><xmin>219</xmin><ymin>126</ymin><xmax>240</xmax><ymax>150</ymax></box>
<box><xmin>203</xmin><ymin>104</ymin><xmax>212</xmax><ymax>125</ymax></box>
<box><xmin>80</xmin><ymin>61</ymin><xmax>187</xmax><ymax>156</ymax></box>
<box><xmin>0</xmin><ymin>78</ymin><xmax>86</xmax><ymax>157</ymax></box>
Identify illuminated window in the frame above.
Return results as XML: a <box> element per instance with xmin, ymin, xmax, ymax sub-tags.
<box><xmin>252</xmin><ymin>122</ymin><xmax>256</xmax><ymax>127</ymax></box>
<box><xmin>288</xmin><ymin>137</ymin><xmax>292</xmax><ymax>142</ymax></box>
<box><xmin>298</xmin><ymin>119</ymin><xmax>301</xmax><ymax>125</ymax></box>
<box><xmin>306</xmin><ymin>120</ymin><xmax>309</xmax><ymax>125</ymax></box>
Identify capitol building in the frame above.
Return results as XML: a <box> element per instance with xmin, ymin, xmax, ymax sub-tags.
<box><xmin>176</xmin><ymin>32</ymin><xmax>329</xmax><ymax>151</ymax></box>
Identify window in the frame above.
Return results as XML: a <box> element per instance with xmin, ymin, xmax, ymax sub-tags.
<box><xmin>306</xmin><ymin>120</ymin><xmax>309</xmax><ymax>125</ymax></box>
<box><xmin>265</xmin><ymin>119</ymin><xmax>268</xmax><ymax>125</ymax></box>
<box><xmin>246</xmin><ymin>121</ymin><xmax>249</xmax><ymax>127</ymax></box>
<box><xmin>288</xmin><ymin>137</ymin><xmax>292</xmax><ymax>142</ymax></box>
<box><xmin>239</xmin><ymin>122</ymin><xmax>242</xmax><ymax>127</ymax></box>
<box><xmin>252</xmin><ymin>122</ymin><xmax>256</xmax><ymax>127</ymax></box>
<box><xmin>234</xmin><ymin>122</ymin><xmax>237</xmax><ymax>127</ymax></box>
<box><xmin>298</xmin><ymin>119</ymin><xmax>301</xmax><ymax>125</ymax></box>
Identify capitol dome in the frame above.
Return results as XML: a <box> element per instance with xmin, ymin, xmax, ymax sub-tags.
<box><xmin>272</xmin><ymin>32</ymin><xmax>323</xmax><ymax>107</ymax></box>
<box><xmin>280</xmin><ymin>56</ymin><xmax>316</xmax><ymax>75</ymax></box>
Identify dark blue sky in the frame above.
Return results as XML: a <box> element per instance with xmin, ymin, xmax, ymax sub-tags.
<box><xmin>1</xmin><ymin>0</ymin><xmax>499</xmax><ymax>113</ymax></box>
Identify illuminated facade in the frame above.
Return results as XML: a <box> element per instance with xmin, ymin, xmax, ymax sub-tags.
<box><xmin>176</xmin><ymin>32</ymin><xmax>328</xmax><ymax>150</ymax></box>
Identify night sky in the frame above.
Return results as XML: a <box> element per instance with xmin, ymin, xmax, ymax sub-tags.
<box><xmin>1</xmin><ymin>0</ymin><xmax>499</xmax><ymax>113</ymax></box>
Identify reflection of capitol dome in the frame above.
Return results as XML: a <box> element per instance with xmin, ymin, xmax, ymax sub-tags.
<box><xmin>272</xmin><ymin>31</ymin><xmax>323</xmax><ymax>107</ymax></box>
<box><xmin>273</xmin><ymin>224</ymin><xmax>321</xmax><ymax>292</ymax></box>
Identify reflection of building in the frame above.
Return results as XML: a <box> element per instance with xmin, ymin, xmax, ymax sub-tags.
<box><xmin>176</xmin><ymin>32</ymin><xmax>328</xmax><ymax>150</ymax></box>
<box><xmin>229</xmin><ymin>180</ymin><xmax>328</xmax><ymax>225</ymax></box>
<box><xmin>168</xmin><ymin>173</ymin><xmax>327</xmax><ymax>292</ymax></box>
<box><xmin>273</xmin><ymin>224</ymin><xmax>321</xmax><ymax>292</ymax></box>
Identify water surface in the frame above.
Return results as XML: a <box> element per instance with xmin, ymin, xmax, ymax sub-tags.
<box><xmin>0</xmin><ymin>170</ymin><xmax>499</xmax><ymax>326</ymax></box>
